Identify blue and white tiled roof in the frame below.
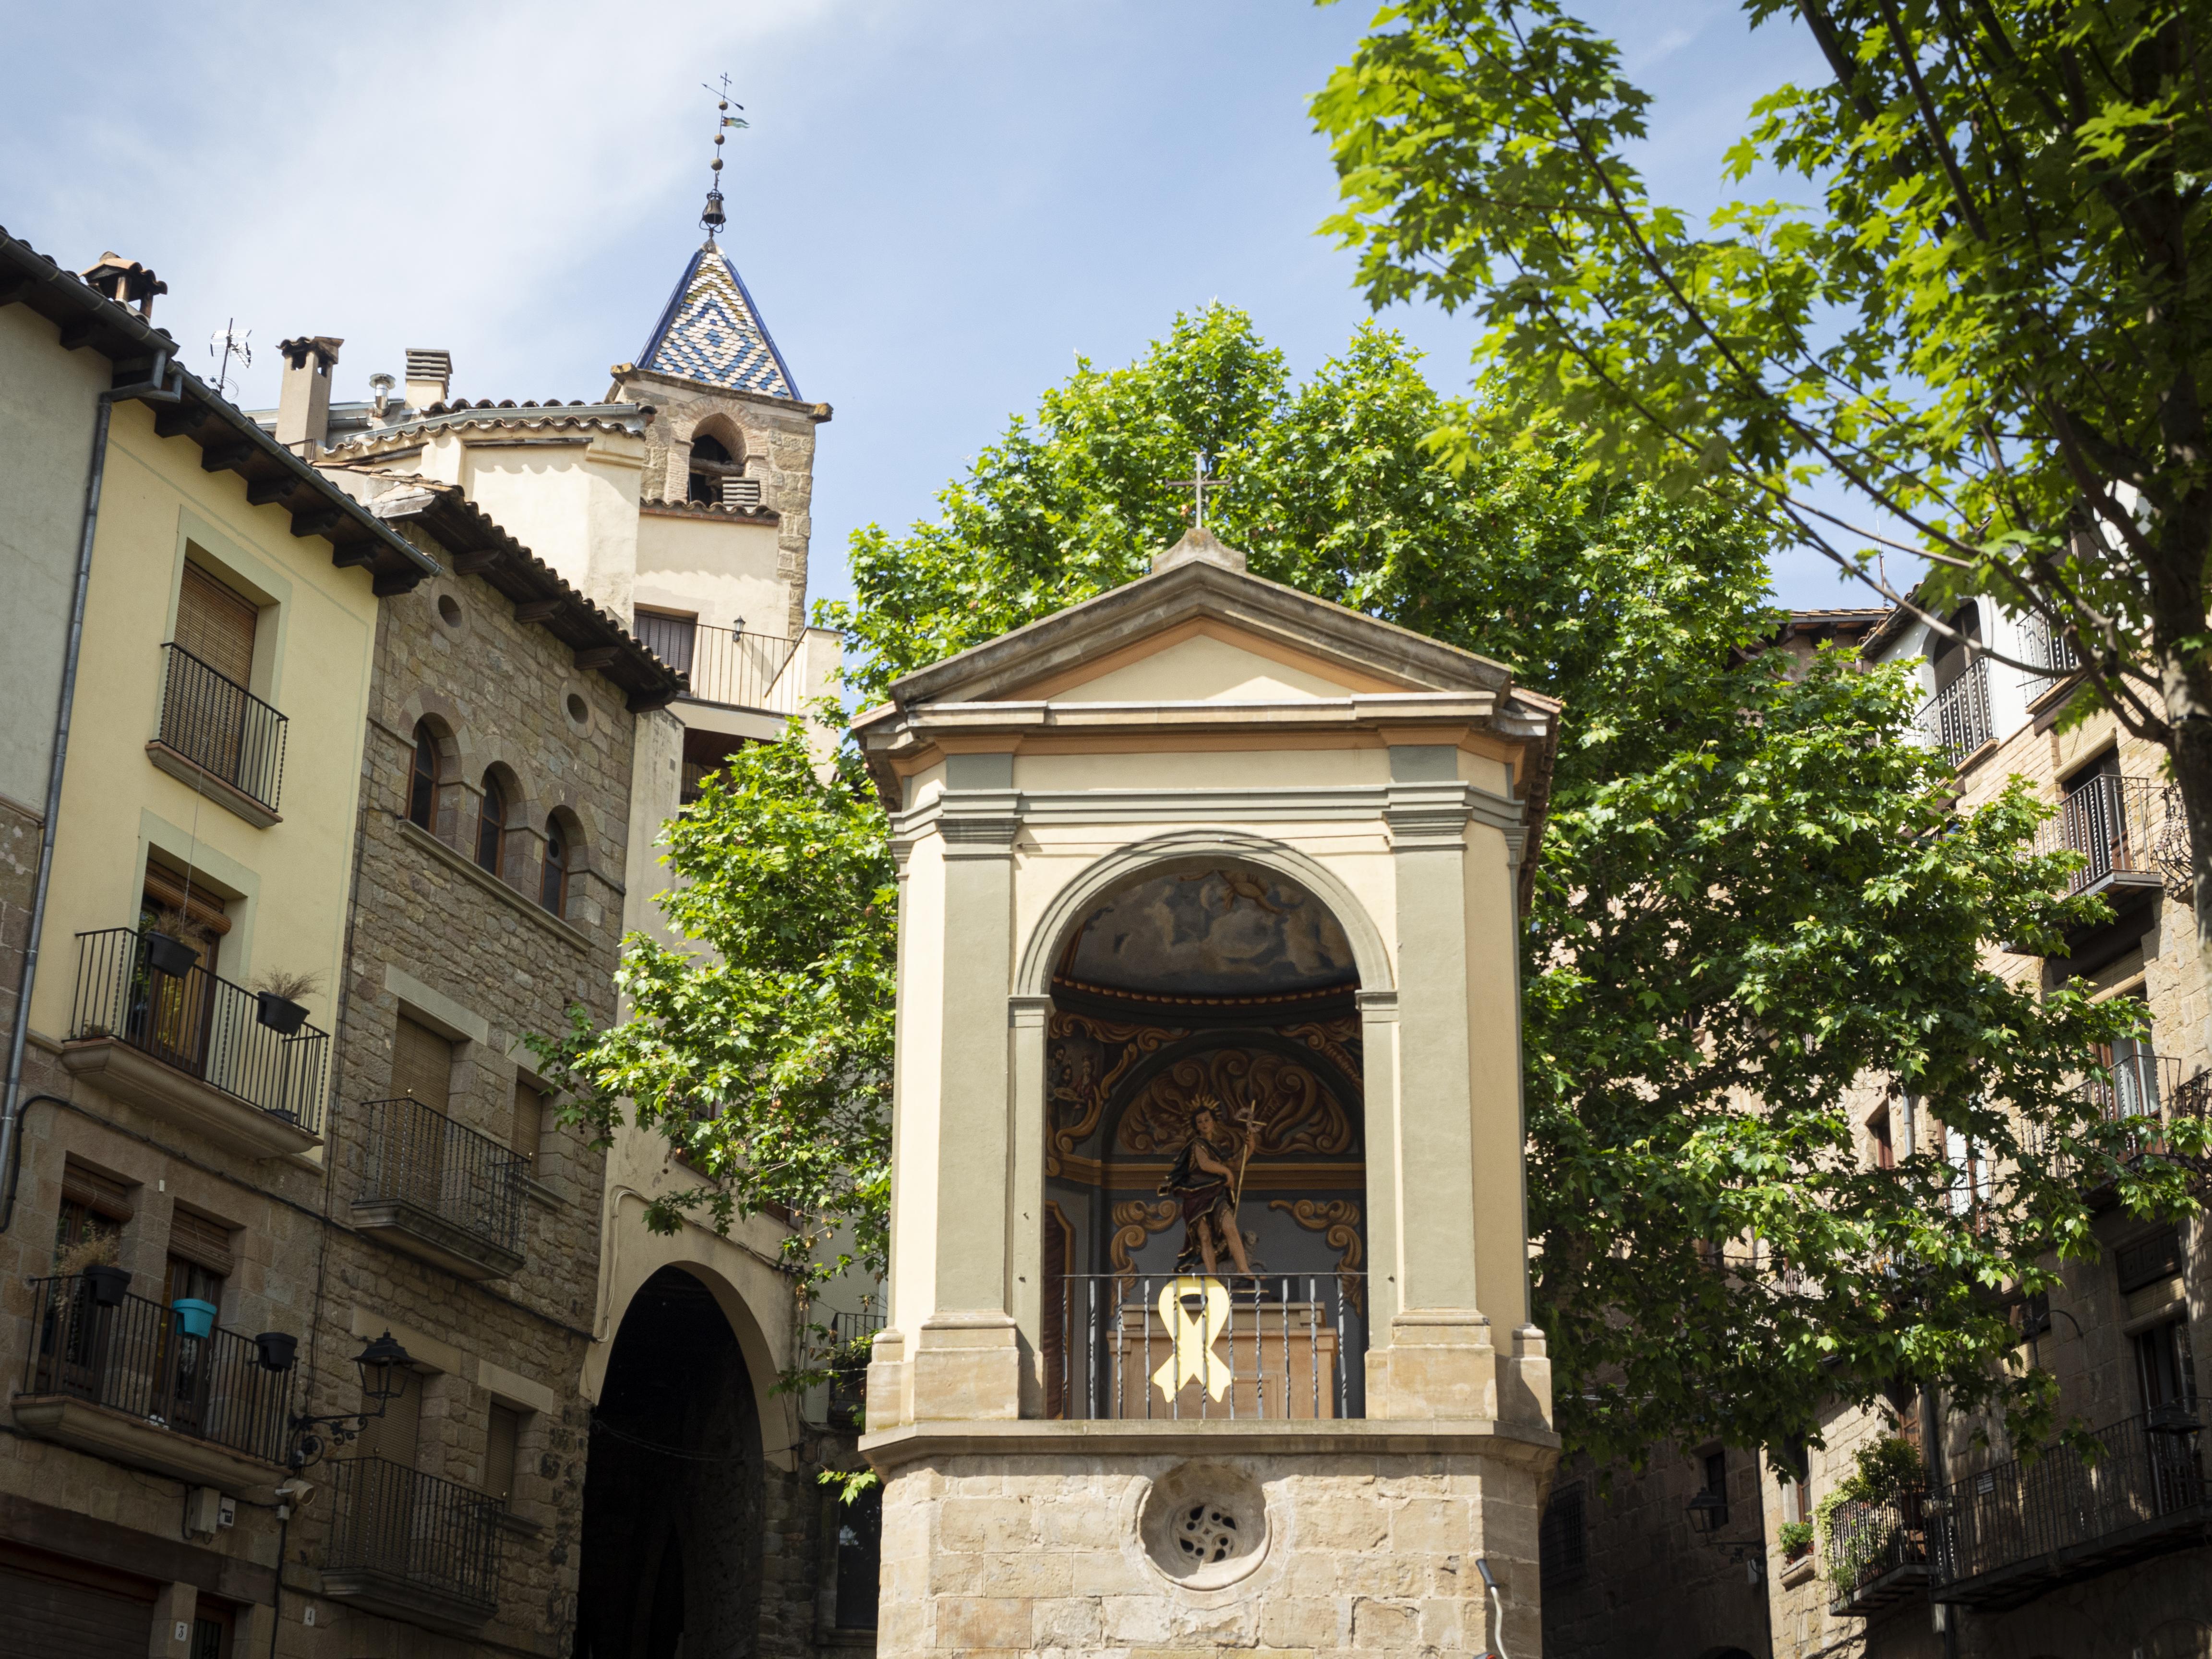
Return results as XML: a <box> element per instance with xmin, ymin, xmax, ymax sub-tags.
<box><xmin>636</xmin><ymin>241</ymin><xmax>800</xmax><ymax>399</ymax></box>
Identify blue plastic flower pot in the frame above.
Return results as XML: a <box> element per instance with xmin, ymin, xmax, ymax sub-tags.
<box><xmin>172</xmin><ymin>1298</ymin><xmax>217</xmax><ymax>1340</ymax></box>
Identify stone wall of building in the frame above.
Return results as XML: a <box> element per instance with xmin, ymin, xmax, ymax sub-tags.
<box><xmin>874</xmin><ymin>1445</ymin><xmax>1547</xmax><ymax>1659</ymax></box>
<box><xmin>265</xmin><ymin>555</ymin><xmax>637</xmax><ymax>1658</ymax></box>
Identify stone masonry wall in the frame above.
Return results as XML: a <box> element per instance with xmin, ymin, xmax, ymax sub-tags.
<box><xmin>878</xmin><ymin>1446</ymin><xmax>1547</xmax><ymax>1659</ymax></box>
<box><xmin>275</xmin><ymin>556</ymin><xmax>635</xmax><ymax>1659</ymax></box>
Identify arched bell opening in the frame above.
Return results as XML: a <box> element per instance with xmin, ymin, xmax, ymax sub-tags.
<box><xmin>1040</xmin><ymin>859</ymin><xmax>1369</xmax><ymax>1421</ymax></box>
<box><xmin>577</xmin><ymin>1266</ymin><xmax>765</xmax><ymax>1659</ymax></box>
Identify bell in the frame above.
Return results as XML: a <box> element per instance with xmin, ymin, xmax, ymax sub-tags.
<box><xmin>701</xmin><ymin>187</ymin><xmax>727</xmax><ymax>233</ymax></box>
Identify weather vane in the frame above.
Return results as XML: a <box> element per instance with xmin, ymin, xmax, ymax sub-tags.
<box><xmin>1167</xmin><ymin>449</ymin><xmax>1233</xmax><ymax>529</ymax></box>
<box><xmin>699</xmin><ymin>74</ymin><xmax>749</xmax><ymax>238</ymax></box>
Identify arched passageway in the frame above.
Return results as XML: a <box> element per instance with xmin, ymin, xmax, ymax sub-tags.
<box><xmin>577</xmin><ymin>1266</ymin><xmax>765</xmax><ymax>1659</ymax></box>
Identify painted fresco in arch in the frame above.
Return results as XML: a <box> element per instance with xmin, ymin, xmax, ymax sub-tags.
<box><xmin>1054</xmin><ymin>868</ymin><xmax>1358</xmax><ymax>997</ymax></box>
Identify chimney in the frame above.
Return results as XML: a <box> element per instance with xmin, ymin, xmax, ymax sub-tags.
<box><xmin>275</xmin><ymin>336</ymin><xmax>344</xmax><ymax>455</ymax></box>
<box><xmin>79</xmin><ymin>252</ymin><xmax>168</xmax><ymax>319</ymax></box>
<box><xmin>404</xmin><ymin>348</ymin><xmax>452</xmax><ymax>410</ymax></box>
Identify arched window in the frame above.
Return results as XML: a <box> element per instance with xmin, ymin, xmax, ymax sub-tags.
<box><xmin>540</xmin><ymin>817</ymin><xmax>568</xmax><ymax>916</ymax></box>
<box><xmin>476</xmin><ymin>772</ymin><xmax>506</xmax><ymax>875</ymax></box>
<box><xmin>687</xmin><ymin>433</ymin><xmax>735</xmax><ymax>505</ymax></box>
<box><xmin>408</xmin><ymin>722</ymin><xmax>440</xmax><ymax>830</ymax></box>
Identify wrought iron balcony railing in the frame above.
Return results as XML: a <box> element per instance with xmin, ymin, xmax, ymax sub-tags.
<box><xmin>2032</xmin><ymin>773</ymin><xmax>2188</xmax><ymax>900</ymax></box>
<box><xmin>69</xmin><ymin>928</ymin><xmax>329</xmax><ymax>1132</ymax></box>
<box><xmin>356</xmin><ymin>1096</ymin><xmax>528</xmax><ymax>1261</ymax></box>
<box><xmin>825</xmin><ymin>1309</ymin><xmax>884</xmax><ymax>1432</ymax></box>
<box><xmin>324</xmin><ymin>1455</ymin><xmax>502</xmax><ymax>1625</ymax></box>
<box><xmin>22</xmin><ymin>1275</ymin><xmax>290</xmax><ymax>1466</ymax></box>
<box><xmin>2020</xmin><ymin>1056</ymin><xmax>2210</xmax><ymax>1185</ymax></box>
<box><xmin>2021</xmin><ymin>613</ymin><xmax>2081</xmax><ymax>681</ymax></box>
<box><xmin>1918</xmin><ymin>660</ymin><xmax>1995</xmax><ymax>767</ymax></box>
<box><xmin>157</xmin><ymin>643</ymin><xmax>288</xmax><ymax>814</ymax></box>
<box><xmin>1930</xmin><ymin>1411</ymin><xmax>2207</xmax><ymax>1609</ymax></box>
<box><xmin>1825</xmin><ymin>1484</ymin><xmax>1931</xmax><ymax>1614</ymax></box>
<box><xmin>1047</xmin><ymin>1272</ymin><xmax>1366</xmax><ymax>1421</ymax></box>
<box><xmin>635</xmin><ymin>614</ymin><xmax>802</xmax><ymax>714</ymax></box>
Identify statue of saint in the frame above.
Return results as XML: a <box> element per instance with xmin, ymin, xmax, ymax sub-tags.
<box><xmin>1158</xmin><ymin>1096</ymin><xmax>1253</xmax><ymax>1276</ymax></box>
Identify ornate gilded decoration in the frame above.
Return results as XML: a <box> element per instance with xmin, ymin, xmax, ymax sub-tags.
<box><xmin>1048</xmin><ymin>1011</ymin><xmax>1179</xmax><ymax>1169</ymax></box>
<box><xmin>1281</xmin><ymin>1016</ymin><xmax>1364</xmax><ymax>1086</ymax></box>
<box><xmin>1117</xmin><ymin>1049</ymin><xmax>1353</xmax><ymax>1158</ymax></box>
<box><xmin>1106</xmin><ymin>1199</ymin><xmax>1178</xmax><ymax>1288</ymax></box>
<box><xmin>1266</xmin><ymin>1198</ymin><xmax>1365</xmax><ymax>1314</ymax></box>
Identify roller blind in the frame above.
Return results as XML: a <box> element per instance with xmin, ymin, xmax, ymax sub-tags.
<box><xmin>391</xmin><ymin>1016</ymin><xmax>453</xmax><ymax>1112</ymax></box>
<box><xmin>174</xmin><ymin>564</ymin><xmax>258</xmax><ymax>687</ymax></box>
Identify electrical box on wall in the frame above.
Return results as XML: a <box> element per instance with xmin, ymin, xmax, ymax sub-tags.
<box><xmin>184</xmin><ymin>1486</ymin><xmax>221</xmax><ymax>1538</ymax></box>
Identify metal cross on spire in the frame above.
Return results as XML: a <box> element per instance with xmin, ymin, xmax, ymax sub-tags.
<box><xmin>699</xmin><ymin>74</ymin><xmax>749</xmax><ymax>238</ymax></box>
<box><xmin>1166</xmin><ymin>449</ymin><xmax>1233</xmax><ymax>529</ymax></box>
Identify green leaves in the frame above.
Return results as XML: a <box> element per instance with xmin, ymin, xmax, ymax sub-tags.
<box><xmin>526</xmin><ymin>720</ymin><xmax>895</xmax><ymax>1295</ymax></box>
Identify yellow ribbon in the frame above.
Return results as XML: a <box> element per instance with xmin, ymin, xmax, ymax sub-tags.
<box><xmin>1152</xmin><ymin>1275</ymin><xmax>1233</xmax><ymax>1403</ymax></box>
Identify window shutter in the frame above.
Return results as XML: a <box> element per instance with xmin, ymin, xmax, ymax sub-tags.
<box><xmin>511</xmin><ymin>1079</ymin><xmax>543</xmax><ymax>1162</ymax></box>
<box><xmin>141</xmin><ymin>864</ymin><xmax>232</xmax><ymax>935</ymax></box>
<box><xmin>391</xmin><ymin>1016</ymin><xmax>453</xmax><ymax>1112</ymax></box>
<box><xmin>167</xmin><ymin>1206</ymin><xmax>235</xmax><ymax>1276</ymax></box>
<box><xmin>61</xmin><ymin>1161</ymin><xmax>135</xmax><ymax>1220</ymax></box>
<box><xmin>485</xmin><ymin>1403</ymin><xmax>521</xmax><ymax>1506</ymax></box>
<box><xmin>174</xmin><ymin>565</ymin><xmax>258</xmax><ymax>687</ymax></box>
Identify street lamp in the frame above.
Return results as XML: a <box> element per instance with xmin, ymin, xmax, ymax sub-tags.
<box><xmin>1684</xmin><ymin>1486</ymin><xmax>1729</xmax><ymax>1537</ymax></box>
<box><xmin>287</xmin><ymin>1330</ymin><xmax>415</xmax><ymax>1469</ymax></box>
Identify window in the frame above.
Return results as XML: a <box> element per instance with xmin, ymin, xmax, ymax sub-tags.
<box><xmin>408</xmin><ymin>721</ymin><xmax>441</xmax><ymax>830</ymax></box>
<box><xmin>484</xmin><ymin>1403</ymin><xmax>522</xmax><ymax>1509</ymax></box>
<box><xmin>54</xmin><ymin>1161</ymin><xmax>132</xmax><ymax>1270</ymax></box>
<box><xmin>142</xmin><ymin>862</ymin><xmax>229</xmax><ymax>976</ymax></box>
<box><xmin>540</xmin><ymin>818</ymin><xmax>568</xmax><ymax>916</ymax></box>
<box><xmin>1869</xmin><ymin>1106</ymin><xmax>1895</xmax><ymax>1169</ymax></box>
<box><xmin>358</xmin><ymin>1365</ymin><xmax>423</xmax><ymax>1467</ymax></box>
<box><xmin>635</xmin><ymin>609</ymin><xmax>699</xmax><ymax>677</ymax></box>
<box><xmin>391</xmin><ymin>1016</ymin><xmax>454</xmax><ymax>1112</ymax></box>
<box><xmin>1775</xmin><ymin>1439</ymin><xmax>1811</xmax><ymax>1526</ymax></box>
<box><xmin>2136</xmin><ymin>1317</ymin><xmax>2199</xmax><ymax>1419</ymax></box>
<box><xmin>1945</xmin><ymin>1124</ymin><xmax>1986</xmax><ymax>1219</ymax></box>
<box><xmin>476</xmin><ymin>772</ymin><xmax>506</xmax><ymax>875</ymax></box>
<box><xmin>2116</xmin><ymin>1225</ymin><xmax>2184</xmax><ymax>1294</ymax></box>
<box><xmin>834</xmin><ymin>1482</ymin><xmax>882</xmax><ymax>1629</ymax></box>
<box><xmin>511</xmin><ymin>1077</ymin><xmax>544</xmax><ymax>1164</ymax></box>
<box><xmin>1538</xmin><ymin>1482</ymin><xmax>1587</xmax><ymax>1591</ymax></box>
<box><xmin>687</xmin><ymin>432</ymin><xmax>739</xmax><ymax>505</ymax></box>
<box><xmin>174</xmin><ymin>564</ymin><xmax>258</xmax><ymax>688</ymax></box>
<box><xmin>1700</xmin><ymin>1449</ymin><xmax>1730</xmax><ymax>1528</ymax></box>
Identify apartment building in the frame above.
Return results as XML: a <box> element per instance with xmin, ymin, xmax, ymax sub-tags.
<box><xmin>0</xmin><ymin>228</ymin><xmax>435</xmax><ymax>1656</ymax></box>
<box><xmin>1764</xmin><ymin>601</ymin><xmax>2209</xmax><ymax>1659</ymax></box>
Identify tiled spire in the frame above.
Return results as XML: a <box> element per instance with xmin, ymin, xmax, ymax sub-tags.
<box><xmin>635</xmin><ymin>241</ymin><xmax>800</xmax><ymax>400</ymax></box>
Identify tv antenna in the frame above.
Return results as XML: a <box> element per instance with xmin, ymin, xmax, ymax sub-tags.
<box><xmin>209</xmin><ymin>321</ymin><xmax>252</xmax><ymax>397</ymax></box>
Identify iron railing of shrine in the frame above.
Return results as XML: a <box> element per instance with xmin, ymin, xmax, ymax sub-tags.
<box><xmin>1048</xmin><ymin>1271</ymin><xmax>1366</xmax><ymax>1422</ymax></box>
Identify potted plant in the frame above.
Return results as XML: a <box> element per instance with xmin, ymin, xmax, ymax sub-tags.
<box><xmin>252</xmin><ymin>968</ymin><xmax>320</xmax><ymax>1036</ymax></box>
<box><xmin>253</xmin><ymin>1331</ymin><xmax>298</xmax><ymax>1373</ymax></box>
<box><xmin>1779</xmin><ymin>1520</ymin><xmax>1814</xmax><ymax>1563</ymax></box>
<box><xmin>58</xmin><ymin>1232</ymin><xmax>130</xmax><ymax>1305</ymax></box>
<box><xmin>171</xmin><ymin>1297</ymin><xmax>218</xmax><ymax>1340</ymax></box>
<box><xmin>143</xmin><ymin>906</ymin><xmax>204</xmax><ymax>979</ymax></box>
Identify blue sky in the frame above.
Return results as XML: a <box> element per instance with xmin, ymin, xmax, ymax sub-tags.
<box><xmin>0</xmin><ymin>0</ymin><xmax>1860</xmax><ymax>618</ymax></box>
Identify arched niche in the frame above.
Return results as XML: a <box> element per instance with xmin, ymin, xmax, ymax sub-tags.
<box><xmin>1036</xmin><ymin>855</ymin><xmax>1371</xmax><ymax>1420</ymax></box>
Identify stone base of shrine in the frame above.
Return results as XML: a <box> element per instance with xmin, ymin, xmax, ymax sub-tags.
<box><xmin>859</xmin><ymin>1420</ymin><xmax>1559</xmax><ymax>1658</ymax></box>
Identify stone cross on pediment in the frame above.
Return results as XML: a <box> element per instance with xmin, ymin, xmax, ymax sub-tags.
<box><xmin>1166</xmin><ymin>449</ymin><xmax>1233</xmax><ymax>529</ymax></box>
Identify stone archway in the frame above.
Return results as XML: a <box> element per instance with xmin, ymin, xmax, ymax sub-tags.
<box><xmin>577</xmin><ymin>1266</ymin><xmax>766</xmax><ymax>1659</ymax></box>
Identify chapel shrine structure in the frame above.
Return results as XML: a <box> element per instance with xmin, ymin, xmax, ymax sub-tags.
<box><xmin>854</xmin><ymin>525</ymin><xmax>1564</xmax><ymax>1656</ymax></box>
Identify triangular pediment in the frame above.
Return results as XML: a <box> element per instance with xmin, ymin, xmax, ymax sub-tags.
<box><xmin>880</xmin><ymin>550</ymin><xmax>1515</xmax><ymax>712</ymax></box>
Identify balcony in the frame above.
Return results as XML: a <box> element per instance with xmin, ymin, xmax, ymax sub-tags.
<box><xmin>322</xmin><ymin>1455</ymin><xmax>502</xmax><ymax>1632</ymax></box>
<box><xmin>635</xmin><ymin>613</ymin><xmax>803</xmax><ymax>715</ymax></box>
<box><xmin>1825</xmin><ymin>1484</ymin><xmax>1932</xmax><ymax>1615</ymax></box>
<box><xmin>1046</xmin><ymin>1272</ymin><xmax>1366</xmax><ymax>1420</ymax></box>
<box><xmin>62</xmin><ymin>928</ymin><xmax>328</xmax><ymax>1156</ymax></box>
<box><xmin>2032</xmin><ymin>773</ymin><xmax>2188</xmax><ymax>905</ymax></box>
<box><xmin>350</xmin><ymin>1096</ymin><xmax>527</xmax><ymax>1280</ymax></box>
<box><xmin>147</xmin><ymin>643</ymin><xmax>288</xmax><ymax>825</ymax></box>
<box><xmin>1931</xmin><ymin>1412</ymin><xmax>2208</xmax><ymax>1609</ymax></box>
<box><xmin>13</xmin><ymin>1274</ymin><xmax>290</xmax><ymax>1491</ymax></box>
<box><xmin>1918</xmin><ymin>660</ymin><xmax>1994</xmax><ymax>767</ymax></box>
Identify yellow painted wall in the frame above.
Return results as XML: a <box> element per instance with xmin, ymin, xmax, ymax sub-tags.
<box><xmin>634</xmin><ymin>511</ymin><xmax>790</xmax><ymax>637</ymax></box>
<box><xmin>460</xmin><ymin>435</ymin><xmax>644</xmax><ymax>623</ymax></box>
<box><xmin>28</xmin><ymin>400</ymin><xmax>378</xmax><ymax>1058</ymax></box>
